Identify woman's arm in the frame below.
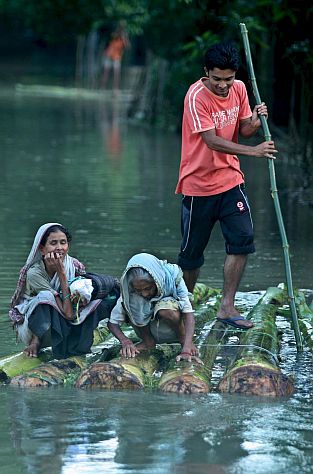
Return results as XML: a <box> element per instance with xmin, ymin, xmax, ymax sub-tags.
<box><xmin>43</xmin><ymin>253</ymin><xmax>74</xmax><ymax>320</ymax></box>
<box><xmin>107</xmin><ymin>321</ymin><xmax>140</xmax><ymax>358</ymax></box>
<box><xmin>181</xmin><ymin>311</ymin><xmax>195</xmax><ymax>354</ymax></box>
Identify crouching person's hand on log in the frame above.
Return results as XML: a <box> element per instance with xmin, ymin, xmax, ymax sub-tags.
<box><xmin>108</xmin><ymin>321</ymin><xmax>140</xmax><ymax>358</ymax></box>
<box><xmin>120</xmin><ymin>339</ymin><xmax>140</xmax><ymax>358</ymax></box>
<box><xmin>176</xmin><ymin>342</ymin><xmax>203</xmax><ymax>364</ymax></box>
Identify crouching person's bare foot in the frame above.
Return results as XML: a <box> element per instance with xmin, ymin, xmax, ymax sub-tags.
<box><xmin>135</xmin><ymin>338</ymin><xmax>156</xmax><ymax>352</ymax></box>
<box><xmin>24</xmin><ymin>335</ymin><xmax>40</xmax><ymax>357</ymax></box>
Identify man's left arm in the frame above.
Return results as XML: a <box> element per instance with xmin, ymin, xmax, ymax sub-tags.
<box><xmin>239</xmin><ymin>103</ymin><xmax>268</xmax><ymax>138</ymax></box>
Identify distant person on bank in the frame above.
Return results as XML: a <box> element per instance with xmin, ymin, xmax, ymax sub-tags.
<box><xmin>101</xmin><ymin>22</ymin><xmax>130</xmax><ymax>90</ymax></box>
<box><xmin>108</xmin><ymin>253</ymin><xmax>200</xmax><ymax>363</ymax></box>
<box><xmin>176</xmin><ymin>41</ymin><xmax>278</xmax><ymax>330</ymax></box>
<box><xmin>9</xmin><ymin>223</ymin><xmax>119</xmax><ymax>358</ymax></box>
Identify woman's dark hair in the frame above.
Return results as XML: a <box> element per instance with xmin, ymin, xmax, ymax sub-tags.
<box><xmin>204</xmin><ymin>41</ymin><xmax>240</xmax><ymax>72</ymax></box>
<box><xmin>40</xmin><ymin>225</ymin><xmax>72</xmax><ymax>245</ymax></box>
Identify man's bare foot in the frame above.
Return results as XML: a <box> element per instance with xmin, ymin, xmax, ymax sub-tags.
<box><xmin>24</xmin><ymin>336</ymin><xmax>40</xmax><ymax>357</ymax></box>
<box><xmin>217</xmin><ymin>305</ymin><xmax>253</xmax><ymax>329</ymax></box>
<box><xmin>216</xmin><ymin>315</ymin><xmax>253</xmax><ymax>329</ymax></box>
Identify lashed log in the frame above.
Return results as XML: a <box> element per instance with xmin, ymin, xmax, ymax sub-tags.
<box><xmin>157</xmin><ymin>296</ymin><xmax>226</xmax><ymax>394</ymax></box>
<box><xmin>0</xmin><ymin>326</ymin><xmax>110</xmax><ymax>383</ymax></box>
<box><xmin>218</xmin><ymin>287</ymin><xmax>294</xmax><ymax>397</ymax></box>
<box><xmin>10</xmin><ymin>356</ymin><xmax>86</xmax><ymax>387</ymax></box>
<box><xmin>76</xmin><ymin>286</ymin><xmax>222</xmax><ymax>391</ymax></box>
<box><xmin>193</xmin><ymin>283</ymin><xmax>221</xmax><ymax>306</ymax></box>
<box><xmin>0</xmin><ymin>349</ymin><xmax>53</xmax><ymax>382</ymax></box>
<box><xmin>294</xmin><ymin>290</ymin><xmax>313</xmax><ymax>350</ymax></box>
<box><xmin>158</xmin><ymin>320</ymin><xmax>227</xmax><ymax>394</ymax></box>
<box><xmin>75</xmin><ymin>349</ymin><xmax>165</xmax><ymax>390</ymax></box>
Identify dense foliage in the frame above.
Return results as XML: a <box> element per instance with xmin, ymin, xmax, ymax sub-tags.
<box><xmin>0</xmin><ymin>0</ymin><xmax>312</xmax><ymax>133</ymax></box>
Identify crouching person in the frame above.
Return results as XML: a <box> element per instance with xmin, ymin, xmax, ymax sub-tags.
<box><xmin>108</xmin><ymin>253</ymin><xmax>200</xmax><ymax>362</ymax></box>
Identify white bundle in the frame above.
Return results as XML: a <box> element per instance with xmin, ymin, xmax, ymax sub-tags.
<box><xmin>69</xmin><ymin>278</ymin><xmax>93</xmax><ymax>304</ymax></box>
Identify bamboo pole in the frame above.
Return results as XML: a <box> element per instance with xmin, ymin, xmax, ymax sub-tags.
<box><xmin>239</xmin><ymin>23</ymin><xmax>303</xmax><ymax>351</ymax></box>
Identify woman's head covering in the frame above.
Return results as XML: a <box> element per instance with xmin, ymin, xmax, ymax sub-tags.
<box><xmin>25</xmin><ymin>222</ymin><xmax>62</xmax><ymax>266</ymax></box>
<box><xmin>10</xmin><ymin>223</ymin><xmax>61</xmax><ymax>310</ymax></box>
<box><xmin>120</xmin><ymin>253</ymin><xmax>182</xmax><ymax>326</ymax></box>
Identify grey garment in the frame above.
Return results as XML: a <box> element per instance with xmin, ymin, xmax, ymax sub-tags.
<box><xmin>133</xmin><ymin>318</ymin><xmax>179</xmax><ymax>344</ymax></box>
<box><xmin>150</xmin><ymin>319</ymin><xmax>179</xmax><ymax>344</ymax></box>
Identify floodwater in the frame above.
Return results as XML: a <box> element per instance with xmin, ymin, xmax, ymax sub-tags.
<box><xmin>0</xmin><ymin>87</ymin><xmax>313</xmax><ymax>473</ymax></box>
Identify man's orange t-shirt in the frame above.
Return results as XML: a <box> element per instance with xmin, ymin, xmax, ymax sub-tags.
<box><xmin>175</xmin><ymin>78</ymin><xmax>252</xmax><ymax>196</ymax></box>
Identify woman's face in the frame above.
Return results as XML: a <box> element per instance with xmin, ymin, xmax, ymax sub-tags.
<box><xmin>132</xmin><ymin>278</ymin><xmax>157</xmax><ymax>299</ymax></box>
<box><xmin>39</xmin><ymin>231</ymin><xmax>69</xmax><ymax>260</ymax></box>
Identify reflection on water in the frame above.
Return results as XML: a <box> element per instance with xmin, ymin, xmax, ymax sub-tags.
<box><xmin>0</xmin><ymin>89</ymin><xmax>313</xmax><ymax>473</ymax></box>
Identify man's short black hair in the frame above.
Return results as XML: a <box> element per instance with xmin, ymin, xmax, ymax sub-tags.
<box><xmin>204</xmin><ymin>41</ymin><xmax>240</xmax><ymax>72</ymax></box>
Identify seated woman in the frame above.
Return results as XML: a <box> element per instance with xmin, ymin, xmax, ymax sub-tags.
<box><xmin>9</xmin><ymin>222</ymin><xmax>119</xmax><ymax>359</ymax></box>
<box><xmin>108</xmin><ymin>253</ymin><xmax>200</xmax><ymax>362</ymax></box>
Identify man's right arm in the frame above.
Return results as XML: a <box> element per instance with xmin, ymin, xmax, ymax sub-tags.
<box><xmin>200</xmin><ymin>129</ymin><xmax>278</xmax><ymax>159</ymax></box>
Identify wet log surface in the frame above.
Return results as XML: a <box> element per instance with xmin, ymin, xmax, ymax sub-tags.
<box><xmin>2</xmin><ymin>285</ymin><xmax>300</xmax><ymax>396</ymax></box>
<box><xmin>10</xmin><ymin>356</ymin><xmax>86</xmax><ymax>387</ymax></box>
<box><xmin>294</xmin><ymin>290</ymin><xmax>313</xmax><ymax>350</ymax></box>
<box><xmin>159</xmin><ymin>321</ymin><xmax>227</xmax><ymax>394</ymax></box>
<box><xmin>75</xmin><ymin>349</ymin><xmax>165</xmax><ymax>390</ymax></box>
<box><xmin>218</xmin><ymin>287</ymin><xmax>295</xmax><ymax>397</ymax></box>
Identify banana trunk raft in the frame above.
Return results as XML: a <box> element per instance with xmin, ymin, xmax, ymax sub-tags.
<box><xmin>218</xmin><ymin>287</ymin><xmax>294</xmax><ymax>397</ymax></box>
<box><xmin>2</xmin><ymin>284</ymin><xmax>304</xmax><ymax>396</ymax></box>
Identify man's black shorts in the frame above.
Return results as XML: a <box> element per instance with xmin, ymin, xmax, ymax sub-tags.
<box><xmin>178</xmin><ymin>184</ymin><xmax>255</xmax><ymax>270</ymax></box>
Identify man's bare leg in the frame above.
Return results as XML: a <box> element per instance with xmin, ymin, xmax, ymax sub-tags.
<box><xmin>183</xmin><ymin>268</ymin><xmax>200</xmax><ymax>293</ymax></box>
<box><xmin>217</xmin><ymin>254</ymin><xmax>253</xmax><ymax>328</ymax></box>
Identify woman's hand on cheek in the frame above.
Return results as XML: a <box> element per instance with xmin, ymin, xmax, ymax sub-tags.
<box><xmin>43</xmin><ymin>252</ymin><xmax>64</xmax><ymax>273</ymax></box>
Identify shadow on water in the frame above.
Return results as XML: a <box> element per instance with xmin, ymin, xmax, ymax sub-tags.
<box><xmin>0</xmin><ymin>88</ymin><xmax>313</xmax><ymax>473</ymax></box>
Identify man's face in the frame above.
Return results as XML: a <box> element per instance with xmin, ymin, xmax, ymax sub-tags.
<box><xmin>205</xmin><ymin>67</ymin><xmax>236</xmax><ymax>97</ymax></box>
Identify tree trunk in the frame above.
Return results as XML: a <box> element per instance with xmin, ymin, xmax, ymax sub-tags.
<box><xmin>75</xmin><ymin>34</ymin><xmax>85</xmax><ymax>88</ymax></box>
<box><xmin>218</xmin><ymin>287</ymin><xmax>294</xmax><ymax>397</ymax></box>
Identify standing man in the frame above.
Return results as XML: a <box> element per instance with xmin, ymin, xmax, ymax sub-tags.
<box><xmin>176</xmin><ymin>41</ymin><xmax>277</xmax><ymax>329</ymax></box>
<box><xmin>101</xmin><ymin>22</ymin><xmax>130</xmax><ymax>90</ymax></box>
